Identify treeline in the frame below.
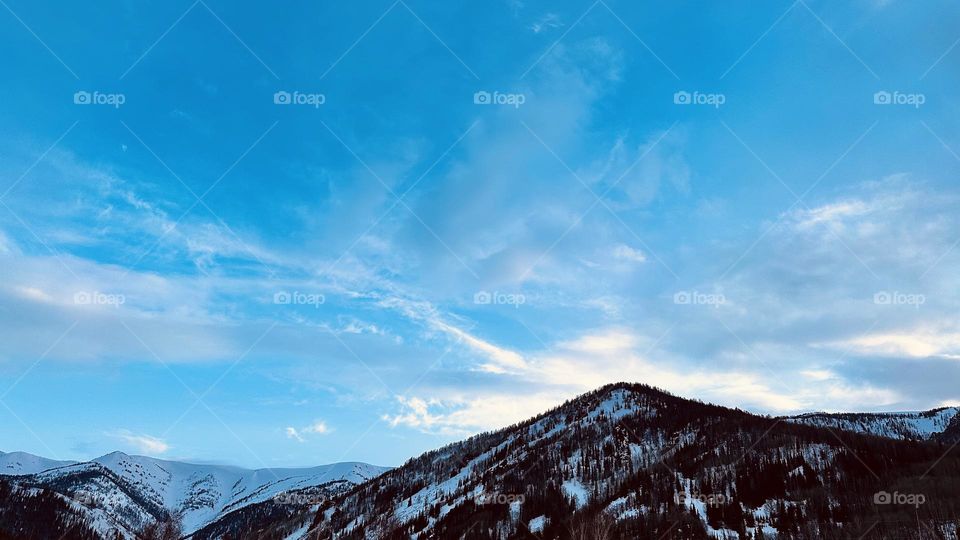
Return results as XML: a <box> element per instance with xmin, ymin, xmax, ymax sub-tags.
<box><xmin>0</xmin><ymin>477</ymin><xmax>100</xmax><ymax>540</ymax></box>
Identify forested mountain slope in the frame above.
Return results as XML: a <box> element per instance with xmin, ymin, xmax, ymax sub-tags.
<box><xmin>300</xmin><ymin>383</ymin><xmax>960</xmax><ymax>540</ymax></box>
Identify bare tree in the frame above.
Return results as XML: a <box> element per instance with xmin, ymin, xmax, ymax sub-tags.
<box><xmin>138</xmin><ymin>513</ymin><xmax>183</xmax><ymax>540</ymax></box>
<box><xmin>567</xmin><ymin>511</ymin><xmax>616</xmax><ymax>540</ymax></box>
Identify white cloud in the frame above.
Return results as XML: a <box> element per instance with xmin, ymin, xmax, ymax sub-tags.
<box><xmin>304</xmin><ymin>420</ymin><xmax>330</xmax><ymax>435</ymax></box>
<box><xmin>800</xmin><ymin>369</ymin><xmax>835</xmax><ymax>381</ymax></box>
<box><xmin>830</xmin><ymin>328</ymin><xmax>960</xmax><ymax>360</ymax></box>
<box><xmin>383</xmin><ymin>393</ymin><xmax>561</xmax><ymax>435</ymax></box>
<box><xmin>436</xmin><ymin>320</ymin><xmax>527</xmax><ymax>374</ymax></box>
<box><xmin>612</xmin><ymin>244</ymin><xmax>646</xmax><ymax>264</ymax></box>
<box><xmin>111</xmin><ymin>430</ymin><xmax>169</xmax><ymax>455</ymax></box>
<box><xmin>0</xmin><ymin>230</ymin><xmax>15</xmax><ymax>254</ymax></box>
<box><xmin>15</xmin><ymin>286</ymin><xmax>55</xmax><ymax>303</ymax></box>
<box><xmin>386</xmin><ymin>328</ymin><xmax>806</xmax><ymax>435</ymax></box>
<box><xmin>383</xmin><ymin>318</ymin><xmax>921</xmax><ymax>435</ymax></box>
<box><xmin>378</xmin><ymin>295</ymin><xmax>528</xmax><ymax>373</ymax></box>
<box><xmin>529</xmin><ymin>329</ymin><xmax>805</xmax><ymax>411</ymax></box>
<box><xmin>789</xmin><ymin>200</ymin><xmax>872</xmax><ymax>230</ymax></box>
<box><xmin>285</xmin><ymin>420</ymin><xmax>331</xmax><ymax>442</ymax></box>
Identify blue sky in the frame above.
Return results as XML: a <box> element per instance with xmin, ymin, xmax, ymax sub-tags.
<box><xmin>1</xmin><ymin>0</ymin><xmax>959</xmax><ymax>467</ymax></box>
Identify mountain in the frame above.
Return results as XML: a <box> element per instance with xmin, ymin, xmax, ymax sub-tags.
<box><xmin>0</xmin><ymin>451</ymin><xmax>390</xmax><ymax>539</ymax></box>
<box><xmin>782</xmin><ymin>406</ymin><xmax>960</xmax><ymax>442</ymax></box>
<box><xmin>0</xmin><ymin>451</ymin><xmax>77</xmax><ymax>475</ymax></box>
<box><xmin>297</xmin><ymin>383</ymin><xmax>960</xmax><ymax>540</ymax></box>
<box><xmin>5</xmin><ymin>385</ymin><xmax>960</xmax><ymax>539</ymax></box>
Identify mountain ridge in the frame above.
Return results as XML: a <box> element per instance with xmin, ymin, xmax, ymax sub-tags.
<box><xmin>0</xmin><ymin>450</ymin><xmax>391</xmax><ymax>539</ymax></box>
<box><xmin>781</xmin><ymin>406</ymin><xmax>960</xmax><ymax>442</ymax></box>
<box><xmin>299</xmin><ymin>382</ymin><xmax>960</xmax><ymax>540</ymax></box>
<box><xmin>4</xmin><ymin>383</ymin><xmax>960</xmax><ymax>539</ymax></box>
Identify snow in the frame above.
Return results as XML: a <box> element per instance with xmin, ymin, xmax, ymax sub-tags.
<box><xmin>5</xmin><ymin>450</ymin><xmax>389</xmax><ymax>536</ymax></box>
<box><xmin>561</xmin><ymin>478</ymin><xmax>590</xmax><ymax>509</ymax></box>
<box><xmin>677</xmin><ymin>478</ymin><xmax>741</xmax><ymax>540</ymax></box>
<box><xmin>0</xmin><ymin>450</ymin><xmax>76</xmax><ymax>475</ymax></box>
<box><xmin>509</xmin><ymin>500</ymin><xmax>523</xmax><ymax>521</ymax></box>
<box><xmin>785</xmin><ymin>407</ymin><xmax>960</xmax><ymax>441</ymax></box>
<box><xmin>87</xmin><ymin>452</ymin><xmax>388</xmax><ymax>532</ymax></box>
<box><xmin>527</xmin><ymin>515</ymin><xmax>548</xmax><ymax>533</ymax></box>
<box><xmin>392</xmin><ymin>434</ymin><xmax>519</xmax><ymax>524</ymax></box>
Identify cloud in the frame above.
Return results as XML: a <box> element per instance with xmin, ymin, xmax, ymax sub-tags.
<box><xmin>789</xmin><ymin>200</ymin><xmax>873</xmax><ymax>230</ymax></box>
<box><xmin>285</xmin><ymin>420</ymin><xmax>331</xmax><ymax>442</ymax></box>
<box><xmin>530</xmin><ymin>13</ymin><xmax>562</xmax><ymax>33</ymax></box>
<box><xmin>285</xmin><ymin>427</ymin><xmax>304</xmax><ymax>443</ymax></box>
<box><xmin>385</xmin><ymin>327</ymin><xmax>806</xmax><ymax>434</ymax></box>
<box><xmin>612</xmin><ymin>244</ymin><xmax>646</xmax><ymax>264</ymax></box>
<box><xmin>383</xmin><ymin>393</ymin><xmax>560</xmax><ymax>435</ymax></box>
<box><xmin>528</xmin><ymin>329</ymin><xmax>806</xmax><ymax>411</ymax></box>
<box><xmin>304</xmin><ymin>420</ymin><xmax>330</xmax><ymax>435</ymax></box>
<box><xmin>376</xmin><ymin>294</ymin><xmax>527</xmax><ymax>373</ymax></box>
<box><xmin>830</xmin><ymin>328</ymin><xmax>960</xmax><ymax>360</ymax></box>
<box><xmin>110</xmin><ymin>430</ymin><xmax>169</xmax><ymax>455</ymax></box>
<box><xmin>383</xmin><ymin>318</ymin><xmax>919</xmax><ymax>435</ymax></box>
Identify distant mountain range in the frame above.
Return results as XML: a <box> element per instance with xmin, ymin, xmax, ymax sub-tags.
<box><xmin>3</xmin><ymin>385</ymin><xmax>960</xmax><ymax>539</ymax></box>
<box><xmin>782</xmin><ymin>406</ymin><xmax>960</xmax><ymax>443</ymax></box>
<box><xmin>0</xmin><ymin>451</ymin><xmax>389</xmax><ymax>539</ymax></box>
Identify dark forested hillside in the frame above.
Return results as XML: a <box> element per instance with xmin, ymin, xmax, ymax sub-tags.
<box><xmin>299</xmin><ymin>383</ymin><xmax>960</xmax><ymax>540</ymax></box>
<box><xmin>0</xmin><ymin>477</ymin><xmax>101</xmax><ymax>540</ymax></box>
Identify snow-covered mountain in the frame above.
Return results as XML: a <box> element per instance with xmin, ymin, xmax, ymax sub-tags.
<box><xmin>782</xmin><ymin>406</ymin><xmax>960</xmax><ymax>441</ymax></box>
<box><xmin>5</xmin><ymin>386</ymin><xmax>960</xmax><ymax>539</ymax></box>
<box><xmin>0</xmin><ymin>451</ymin><xmax>390</xmax><ymax>539</ymax></box>
<box><xmin>0</xmin><ymin>450</ymin><xmax>77</xmax><ymax>475</ymax></box>
<box><xmin>298</xmin><ymin>383</ymin><xmax>960</xmax><ymax>540</ymax></box>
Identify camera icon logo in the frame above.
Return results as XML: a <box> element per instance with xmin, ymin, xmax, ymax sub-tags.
<box><xmin>473</xmin><ymin>91</ymin><xmax>491</xmax><ymax>105</ymax></box>
<box><xmin>73</xmin><ymin>291</ymin><xmax>92</xmax><ymax>304</ymax></box>
<box><xmin>273</xmin><ymin>291</ymin><xmax>292</xmax><ymax>304</ymax></box>
<box><xmin>673</xmin><ymin>91</ymin><xmax>691</xmax><ymax>105</ymax></box>
<box><xmin>73</xmin><ymin>91</ymin><xmax>92</xmax><ymax>105</ymax></box>
<box><xmin>873</xmin><ymin>91</ymin><xmax>891</xmax><ymax>105</ymax></box>
<box><xmin>874</xmin><ymin>491</ymin><xmax>892</xmax><ymax>505</ymax></box>
<box><xmin>873</xmin><ymin>291</ymin><xmax>891</xmax><ymax>305</ymax></box>
<box><xmin>274</xmin><ymin>91</ymin><xmax>292</xmax><ymax>105</ymax></box>
<box><xmin>474</xmin><ymin>291</ymin><xmax>492</xmax><ymax>304</ymax></box>
<box><xmin>673</xmin><ymin>291</ymin><xmax>691</xmax><ymax>304</ymax></box>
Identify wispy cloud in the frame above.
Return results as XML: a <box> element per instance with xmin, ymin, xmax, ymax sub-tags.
<box><xmin>110</xmin><ymin>430</ymin><xmax>169</xmax><ymax>455</ymax></box>
<box><xmin>285</xmin><ymin>420</ymin><xmax>331</xmax><ymax>442</ymax></box>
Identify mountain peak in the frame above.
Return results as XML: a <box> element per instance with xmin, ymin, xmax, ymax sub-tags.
<box><xmin>303</xmin><ymin>384</ymin><xmax>960</xmax><ymax>540</ymax></box>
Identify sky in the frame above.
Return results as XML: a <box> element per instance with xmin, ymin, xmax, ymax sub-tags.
<box><xmin>0</xmin><ymin>0</ymin><xmax>959</xmax><ymax>468</ymax></box>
